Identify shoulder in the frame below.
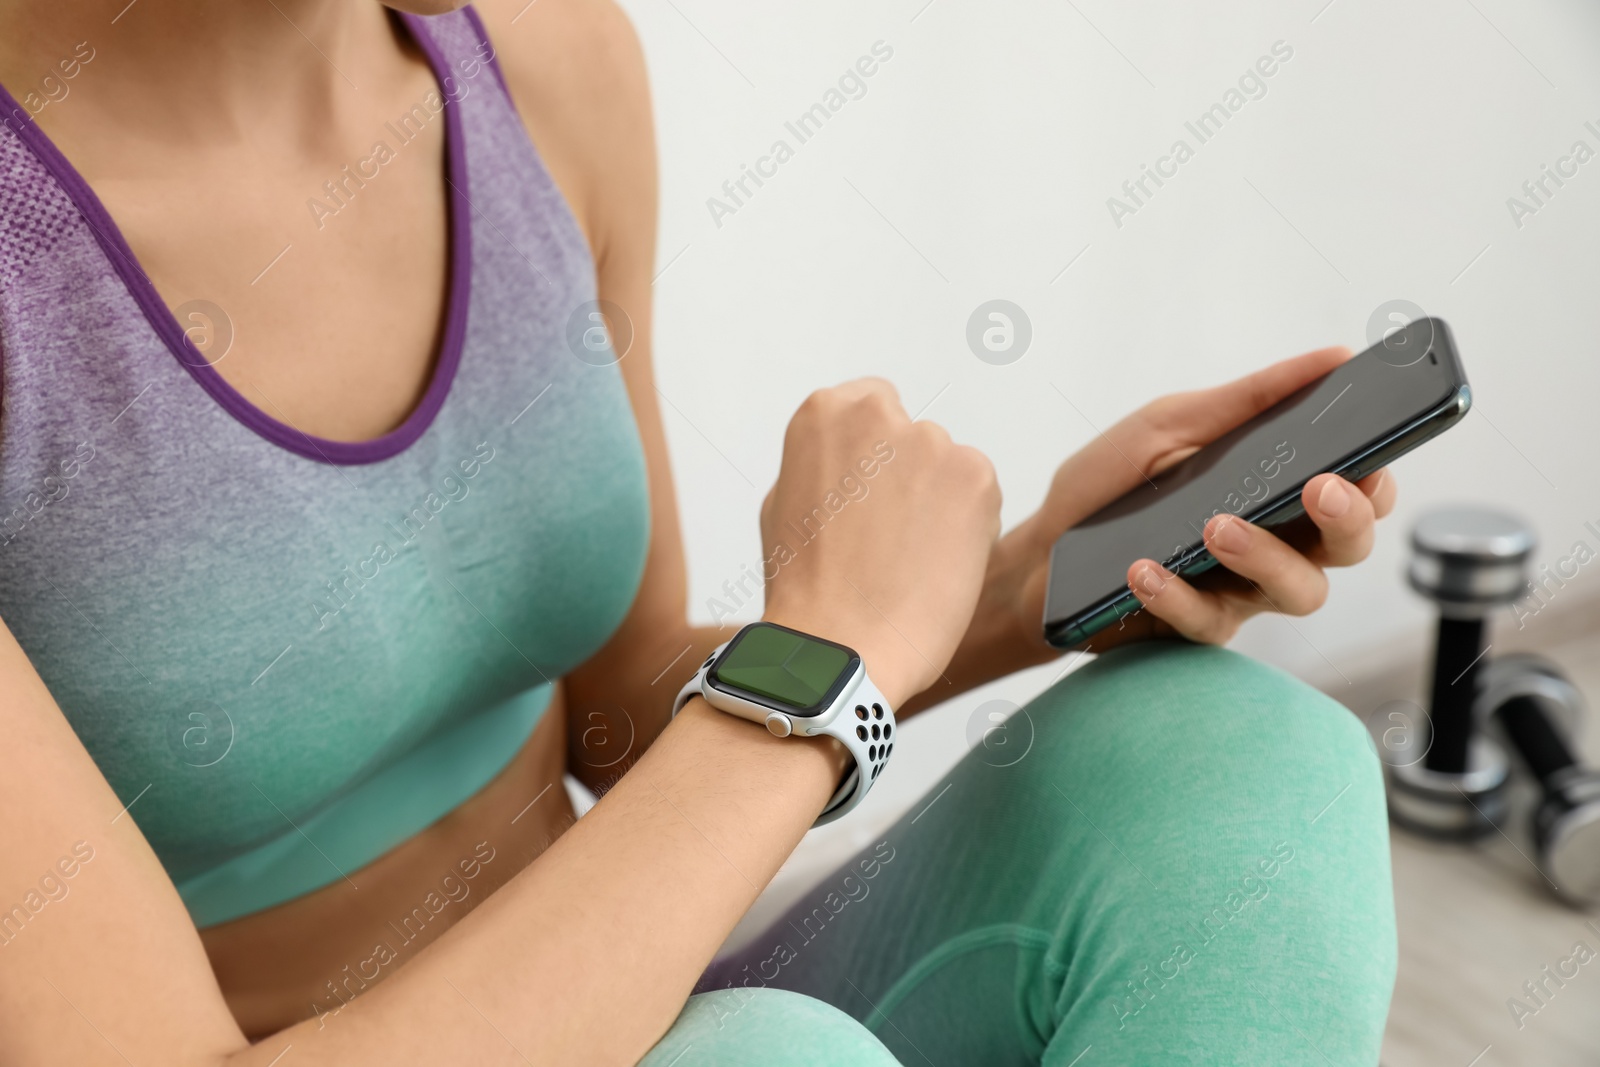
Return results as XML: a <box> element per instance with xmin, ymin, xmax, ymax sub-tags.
<box><xmin>469</xmin><ymin>0</ymin><xmax>656</xmax><ymax>269</ymax></box>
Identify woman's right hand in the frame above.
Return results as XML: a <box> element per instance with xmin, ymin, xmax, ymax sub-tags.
<box><xmin>758</xmin><ymin>378</ymin><xmax>1002</xmax><ymax>708</ymax></box>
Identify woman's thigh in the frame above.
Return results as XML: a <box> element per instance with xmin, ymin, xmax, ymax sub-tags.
<box><xmin>640</xmin><ymin>988</ymin><xmax>900</xmax><ymax>1066</ymax></box>
<box><xmin>699</xmin><ymin>641</ymin><xmax>1396</xmax><ymax>1066</ymax></box>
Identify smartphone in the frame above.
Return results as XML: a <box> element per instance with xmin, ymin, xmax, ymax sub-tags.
<box><xmin>1042</xmin><ymin>317</ymin><xmax>1471</xmax><ymax>649</ymax></box>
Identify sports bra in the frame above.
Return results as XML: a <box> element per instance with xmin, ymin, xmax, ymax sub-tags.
<box><xmin>0</xmin><ymin>7</ymin><xmax>649</xmax><ymax>926</ymax></box>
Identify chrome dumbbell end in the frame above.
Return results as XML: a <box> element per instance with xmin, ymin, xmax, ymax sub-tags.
<box><xmin>1537</xmin><ymin>768</ymin><xmax>1600</xmax><ymax>905</ymax></box>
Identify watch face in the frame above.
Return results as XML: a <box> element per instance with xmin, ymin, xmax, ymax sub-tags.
<box><xmin>708</xmin><ymin>622</ymin><xmax>859</xmax><ymax>717</ymax></box>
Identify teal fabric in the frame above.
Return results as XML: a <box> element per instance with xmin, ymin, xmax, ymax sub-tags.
<box><xmin>175</xmin><ymin>684</ymin><xmax>550</xmax><ymax>926</ymax></box>
<box><xmin>643</xmin><ymin>642</ymin><xmax>1396</xmax><ymax>1066</ymax></box>
<box><xmin>642</xmin><ymin>989</ymin><xmax>900</xmax><ymax>1066</ymax></box>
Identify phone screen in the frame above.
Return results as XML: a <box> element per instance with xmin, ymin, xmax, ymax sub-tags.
<box><xmin>1043</xmin><ymin>318</ymin><xmax>1468</xmax><ymax>646</ymax></box>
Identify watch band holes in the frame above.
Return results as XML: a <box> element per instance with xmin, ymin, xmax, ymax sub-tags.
<box><xmin>871</xmin><ymin>724</ymin><xmax>881</xmax><ymax>740</ymax></box>
<box><xmin>872</xmin><ymin>704</ymin><xmax>884</xmax><ymax>719</ymax></box>
<box><xmin>856</xmin><ymin>725</ymin><xmax>868</xmax><ymax>741</ymax></box>
<box><xmin>883</xmin><ymin>724</ymin><xmax>892</xmax><ymax>739</ymax></box>
<box><xmin>869</xmin><ymin>744</ymin><xmax>877</xmax><ymax>760</ymax></box>
<box><xmin>855</xmin><ymin>705</ymin><xmax>869</xmax><ymax>720</ymax></box>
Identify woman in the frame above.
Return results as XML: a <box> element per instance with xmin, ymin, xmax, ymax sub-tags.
<box><xmin>0</xmin><ymin>1</ymin><xmax>1396</xmax><ymax>1063</ymax></box>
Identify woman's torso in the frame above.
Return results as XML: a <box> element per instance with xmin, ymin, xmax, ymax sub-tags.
<box><xmin>0</xmin><ymin>6</ymin><xmax>644</xmax><ymax>1035</ymax></box>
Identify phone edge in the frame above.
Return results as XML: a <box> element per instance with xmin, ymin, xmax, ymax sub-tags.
<box><xmin>1041</xmin><ymin>374</ymin><xmax>1472</xmax><ymax>651</ymax></box>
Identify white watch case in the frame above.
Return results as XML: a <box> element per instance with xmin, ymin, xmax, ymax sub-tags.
<box><xmin>672</xmin><ymin>633</ymin><xmax>897</xmax><ymax>825</ymax></box>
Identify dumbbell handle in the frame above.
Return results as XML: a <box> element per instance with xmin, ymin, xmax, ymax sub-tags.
<box><xmin>1425</xmin><ymin>616</ymin><xmax>1486</xmax><ymax>774</ymax></box>
<box><xmin>1496</xmin><ymin>695</ymin><xmax>1579</xmax><ymax>790</ymax></box>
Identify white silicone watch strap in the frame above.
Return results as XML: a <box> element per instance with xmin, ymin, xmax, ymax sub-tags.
<box><xmin>671</xmin><ymin>641</ymin><xmax>896</xmax><ymax>826</ymax></box>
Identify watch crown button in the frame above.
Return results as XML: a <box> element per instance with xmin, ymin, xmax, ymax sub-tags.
<box><xmin>765</xmin><ymin>712</ymin><xmax>792</xmax><ymax>738</ymax></box>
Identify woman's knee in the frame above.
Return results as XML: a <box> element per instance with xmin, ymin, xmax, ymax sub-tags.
<box><xmin>984</xmin><ymin>640</ymin><xmax>1393</xmax><ymax>935</ymax></box>
<box><xmin>639</xmin><ymin>987</ymin><xmax>899</xmax><ymax>1067</ymax></box>
<box><xmin>993</xmin><ymin>642</ymin><xmax>1396</xmax><ymax>1052</ymax></box>
<box><xmin>1024</xmin><ymin>640</ymin><xmax>1385</xmax><ymax>824</ymax></box>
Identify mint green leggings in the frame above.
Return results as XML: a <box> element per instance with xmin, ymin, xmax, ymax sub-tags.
<box><xmin>639</xmin><ymin>642</ymin><xmax>1396</xmax><ymax>1066</ymax></box>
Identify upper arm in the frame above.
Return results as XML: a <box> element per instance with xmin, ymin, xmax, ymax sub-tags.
<box><xmin>475</xmin><ymin>0</ymin><xmax>695</xmax><ymax>669</ymax></box>
<box><xmin>0</xmin><ymin>617</ymin><xmax>245</xmax><ymax>1065</ymax></box>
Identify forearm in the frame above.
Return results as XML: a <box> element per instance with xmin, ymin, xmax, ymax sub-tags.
<box><xmin>564</xmin><ymin>623</ymin><xmax>730</xmax><ymax>794</ymax></box>
<box><xmin>230</xmin><ymin>697</ymin><xmax>847</xmax><ymax>1067</ymax></box>
<box><xmin>898</xmin><ymin>520</ymin><xmax>1059</xmax><ymax>718</ymax></box>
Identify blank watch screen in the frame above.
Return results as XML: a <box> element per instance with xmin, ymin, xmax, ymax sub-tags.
<box><xmin>711</xmin><ymin>624</ymin><xmax>852</xmax><ymax>713</ymax></box>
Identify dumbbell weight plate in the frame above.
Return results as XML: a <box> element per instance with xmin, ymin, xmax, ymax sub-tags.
<box><xmin>1387</xmin><ymin>735</ymin><xmax>1512</xmax><ymax>839</ymax></box>
<box><xmin>1408</xmin><ymin>508</ymin><xmax>1535</xmax><ymax>615</ymax></box>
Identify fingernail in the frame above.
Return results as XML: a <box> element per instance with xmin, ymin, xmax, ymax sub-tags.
<box><xmin>1135</xmin><ymin>564</ymin><xmax>1167</xmax><ymax>598</ymax></box>
<box><xmin>1209</xmin><ymin>515</ymin><xmax>1249</xmax><ymax>554</ymax></box>
<box><xmin>1317</xmin><ymin>477</ymin><xmax>1351</xmax><ymax>518</ymax></box>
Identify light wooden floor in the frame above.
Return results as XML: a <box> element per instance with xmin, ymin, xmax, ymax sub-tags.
<box><xmin>1327</xmin><ymin>605</ymin><xmax>1600</xmax><ymax>1067</ymax></box>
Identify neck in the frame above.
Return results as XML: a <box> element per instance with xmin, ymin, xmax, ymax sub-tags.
<box><xmin>0</xmin><ymin>0</ymin><xmax>406</xmax><ymax>139</ymax></box>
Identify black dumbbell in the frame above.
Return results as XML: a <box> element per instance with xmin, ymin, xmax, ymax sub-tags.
<box><xmin>1387</xmin><ymin>507</ymin><xmax>1532</xmax><ymax>838</ymax></box>
<box><xmin>1478</xmin><ymin>654</ymin><xmax>1600</xmax><ymax>904</ymax></box>
<box><xmin>1394</xmin><ymin>506</ymin><xmax>1600</xmax><ymax>903</ymax></box>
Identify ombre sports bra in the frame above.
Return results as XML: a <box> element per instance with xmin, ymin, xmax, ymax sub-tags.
<box><xmin>0</xmin><ymin>8</ymin><xmax>649</xmax><ymax>926</ymax></box>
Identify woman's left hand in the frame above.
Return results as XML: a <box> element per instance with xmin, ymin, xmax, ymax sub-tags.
<box><xmin>963</xmin><ymin>345</ymin><xmax>1397</xmax><ymax>681</ymax></box>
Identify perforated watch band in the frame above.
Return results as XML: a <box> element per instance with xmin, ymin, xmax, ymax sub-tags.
<box><xmin>672</xmin><ymin>641</ymin><xmax>896</xmax><ymax>826</ymax></box>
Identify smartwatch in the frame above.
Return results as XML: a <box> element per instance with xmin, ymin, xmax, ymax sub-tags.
<box><xmin>673</xmin><ymin>621</ymin><xmax>897</xmax><ymax>826</ymax></box>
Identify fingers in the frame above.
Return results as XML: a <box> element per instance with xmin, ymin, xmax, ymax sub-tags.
<box><xmin>793</xmin><ymin>379</ymin><xmax>905</xmax><ymax>425</ymax></box>
<box><xmin>1130</xmin><ymin>468</ymin><xmax>1399</xmax><ymax>645</ymax></box>
<box><xmin>1126</xmin><ymin>560</ymin><xmax>1239</xmax><ymax>645</ymax></box>
<box><xmin>787</xmin><ymin>379</ymin><xmax>907</xmax><ymax>452</ymax></box>
<box><xmin>1301</xmin><ymin>472</ymin><xmax>1377</xmax><ymax>567</ymax></box>
<box><xmin>1127</xmin><ymin>512</ymin><xmax>1331</xmax><ymax>645</ymax></box>
<box><xmin>1202</xmin><ymin>512</ymin><xmax>1328</xmax><ymax>616</ymax></box>
<box><xmin>1357</xmin><ymin>467</ymin><xmax>1397</xmax><ymax>519</ymax></box>
<box><xmin>825</xmin><ymin>377</ymin><xmax>901</xmax><ymax>407</ymax></box>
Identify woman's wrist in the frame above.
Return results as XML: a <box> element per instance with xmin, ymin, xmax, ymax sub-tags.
<box><xmin>672</xmin><ymin>693</ymin><xmax>851</xmax><ymax>807</ymax></box>
<box><xmin>934</xmin><ymin>526</ymin><xmax>1054</xmax><ymax>673</ymax></box>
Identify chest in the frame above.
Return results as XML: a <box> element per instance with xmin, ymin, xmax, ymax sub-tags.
<box><xmin>38</xmin><ymin>67</ymin><xmax>452</xmax><ymax>444</ymax></box>
<box><xmin>0</xmin><ymin>42</ymin><xmax>652</xmax><ymax>878</ymax></box>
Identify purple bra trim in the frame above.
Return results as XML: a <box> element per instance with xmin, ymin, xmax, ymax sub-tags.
<box><xmin>0</xmin><ymin>11</ymin><xmax>474</xmax><ymax>466</ymax></box>
<box><xmin>462</xmin><ymin>6</ymin><xmax>513</xmax><ymax>99</ymax></box>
